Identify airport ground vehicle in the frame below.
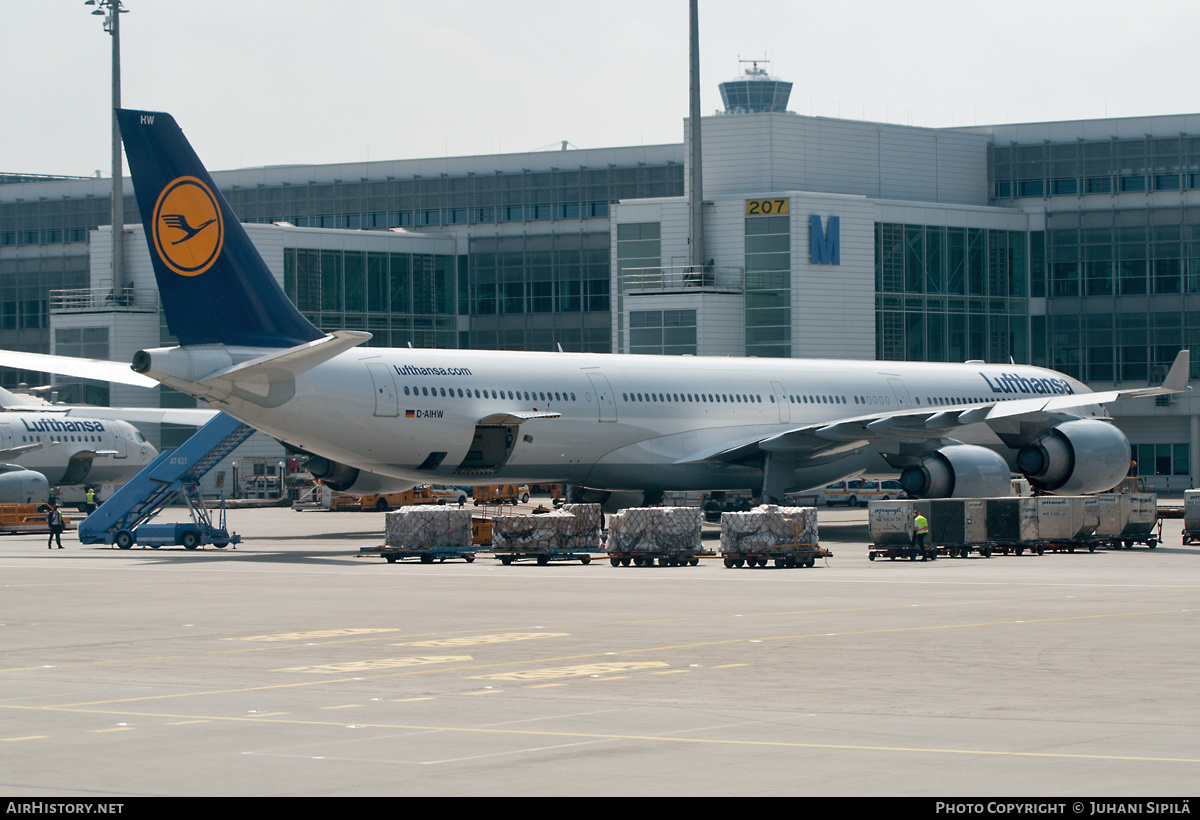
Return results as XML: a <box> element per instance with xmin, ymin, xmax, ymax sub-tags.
<box><xmin>77</xmin><ymin>413</ymin><xmax>246</xmax><ymax>550</ymax></box>
<box><xmin>116</xmin><ymin>510</ymin><xmax>239</xmax><ymax>551</ymax></box>
<box><xmin>0</xmin><ymin>503</ymin><xmax>72</xmax><ymax>534</ymax></box>
<box><xmin>332</xmin><ymin>484</ymin><xmax>468</xmax><ymax>511</ymax></box>
<box><xmin>821</xmin><ymin>478</ymin><xmax>905</xmax><ymax>507</ymax></box>
<box><xmin>473</xmin><ymin>484</ymin><xmax>530</xmax><ymax>505</ymax></box>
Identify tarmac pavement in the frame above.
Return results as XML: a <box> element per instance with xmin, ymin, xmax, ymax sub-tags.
<box><xmin>0</xmin><ymin>502</ymin><xmax>1197</xmax><ymax>796</ymax></box>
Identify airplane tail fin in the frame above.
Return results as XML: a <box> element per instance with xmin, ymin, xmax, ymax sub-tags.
<box><xmin>115</xmin><ymin>109</ymin><xmax>323</xmax><ymax>349</ymax></box>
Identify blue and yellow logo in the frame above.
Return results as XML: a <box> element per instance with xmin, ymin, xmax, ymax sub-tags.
<box><xmin>151</xmin><ymin>176</ymin><xmax>223</xmax><ymax>277</ymax></box>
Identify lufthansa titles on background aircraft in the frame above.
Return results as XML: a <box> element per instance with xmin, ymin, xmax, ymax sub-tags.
<box><xmin>980</xmin><ymin>371</ymin><xmax>1075</xmax><ymax>395</ymax></box>
<box><xmin>152</xmin><ymin>176</ymin><xmax>224</xmax><ymax>277</ymax></box>
<box><xmin>21</xmin><ymin>418</ymin><xmax>106</xmax><ymax>433</ymax></box>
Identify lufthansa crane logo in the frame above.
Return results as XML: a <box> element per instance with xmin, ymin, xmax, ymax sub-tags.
<box><xmin>151</xmin><ymin>176</ymin><xmax>223</xmax><ymax>276</ymax></box>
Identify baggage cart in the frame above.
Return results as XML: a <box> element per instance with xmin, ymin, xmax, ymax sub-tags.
<box><xmin>720</xmin><ymin>505</ymin><xmax>828</xmax><ymax>568</ymax></box>
<box><xmin>606</xmin><ymin>506</ymin><xmax>704</xmax><ymax>567</ymax></box>
<box><xmin>1183</xmin><ymin>490</ymin><xmax>1200</xmax><ymax>545</ymax></box>
<box><xmin>360</xmin><ymin>544</ymin><xmax>477</xmax><ymax>564</ymax></box>
<box><xmin>491</xmin><ymin>507</ymin><xmax>598</xmax><ymax>565</ymax></box>
<box><xmin>1094</xmin><ymin>493</ymin><xmax>1160</xmax><ymax>549</ymax></box>
<box><xmin>867</xmin><ymin>500</ymin><xmax>940</xmax><ymax>561</ymax></box>
<box><xmin>371</xmin><ymin>507</ymin><xmax>476</xmax><ymax>563</ymax></box>
<box><xmin>1031</xmin><ymin>496</ymin><xmax>1100</xmax><ymax>553</ymax></box>
<box><xmin>984</xmin><ymin>497</ymin><xmax>1043</xmax><ymax>555</ymax></box>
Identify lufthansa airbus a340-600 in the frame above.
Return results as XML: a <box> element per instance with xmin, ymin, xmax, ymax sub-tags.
<box><xmin>109</xmin><ymin>108</ymin><xmax>1188</xmax><ymax>505</ymax></box>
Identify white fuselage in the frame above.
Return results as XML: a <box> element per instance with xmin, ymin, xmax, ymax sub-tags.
<box><xmin>0</xmin><ymin>413</ymin><xmax>158</xmax><ymax>486</ymax></box>
<box><xmin>191</xmin><ymin>348</ymin><xmax>1100</xmax><ymax>493</ymax></box>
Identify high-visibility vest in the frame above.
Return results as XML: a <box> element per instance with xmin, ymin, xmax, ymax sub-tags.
<box><xmin>914</xmin><ymin>514</ymin><xmax>930</xmax><ymax>534</ymax></box>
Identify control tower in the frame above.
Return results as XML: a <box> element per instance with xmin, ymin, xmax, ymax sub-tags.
<box><xmin>718</xmin><ymin>59</ymin><xmax>792</xmax><ymax>114</ymax></box>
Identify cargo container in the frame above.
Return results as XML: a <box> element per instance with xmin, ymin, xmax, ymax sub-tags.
<box><xmin>985</xmin><ymin>497</ymin><xmax>1041</xmax><ymax>554</ymax></box>
<box><xmin>1183</xmin><ymin>490</ymin><xmax>1200</xmax><ymax>544</ymax></box>
<box><xmin>1033</xmin><ymin>496</ymin><xmax>1099</xmax><ymax>551</ymax></box>
<box><xmin>1094</xmin><ymin>493</ymin><xmax>1160</xmax><ymax>548</ymax></box>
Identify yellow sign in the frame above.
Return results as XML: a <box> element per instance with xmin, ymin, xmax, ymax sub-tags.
<box><xmin>152</xmin><ymin>176</ymin><xmax>224</xmax><ymax>276</ymax></box>
<box><xmin>469</xmin><ymin>661</ymin><xmax>668</xmax><ymax>682</ymax></box>
<box><xmin>745</xmin><ymin>198</ymin><xmax>789</xmax><ymax>216</ymax></box>
<box><xmin>393</xmin><ymin>632</ymin><xmax>568</xmax><ymax>648</ymax></box>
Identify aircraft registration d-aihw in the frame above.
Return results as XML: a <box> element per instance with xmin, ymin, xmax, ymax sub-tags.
<box><xmin>114</xmin><ymin>109</ymin><xmax>1189</xmax><ymax>504</ymax></box>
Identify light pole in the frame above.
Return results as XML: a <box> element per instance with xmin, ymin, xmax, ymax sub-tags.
<box><xmin>85</xmin><ymin>0</ymin><xmax>129</xmax><ymax>303</ymax></box>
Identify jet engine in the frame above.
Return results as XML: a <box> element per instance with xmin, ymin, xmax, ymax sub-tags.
<box><xmin>1015</xmin><ymin>419</ymin><xmax>1130</xmax><ymax>494</ymax></box>
<box><xmin>0</xmin><ymin>464</ymin><xmax>49</xmax><ymax>504</ymax></box>
<box><xmin>303</xmin><ymin>455</ymin><xmax>415</xmax><ymax>495</ymax></box>
<box><xmin>899</xmin><ymin>444</ymin><xmax>1013</xmax><ymax>499</ymax></box>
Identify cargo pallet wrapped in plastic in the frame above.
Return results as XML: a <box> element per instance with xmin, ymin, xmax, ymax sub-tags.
<box><xmin>719</xmin><ymin>505</ymin><xmax>823</xmax><ymax>568</ymax></box>
<box><xmin>364</xmin><ymin>507</ymin><xmax>476</xmax><ymax>563</ymax></box>
<box><xmin>491</xmin><ymin>507</ymin><xmax>598</xmax><ymax>565</ymax></box>
<box><xmin>605</xmin><ymin>506</ymin><xmax>703</xmax><ymax>567</ymax></box>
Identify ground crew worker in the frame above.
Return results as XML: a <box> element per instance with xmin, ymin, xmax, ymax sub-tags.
<box><xmin>47</xmin><ymin>500</ymin><xmax>65</xmax><ymax>550</ymax></box>
<box><xmin>913</xmin><ymin>510</ymin><xmax>930</xmax><ymax>552</ymax></box>
<box><xmin>85</xmin><ymin>487</ymin><xmax>97</xmax><ymax>514</ymax></box>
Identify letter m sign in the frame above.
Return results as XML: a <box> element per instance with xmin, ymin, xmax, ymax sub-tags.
<box><xmin>809</xmin><ymin>215</ymin><xmax>840</xmax><ymax>265</ymax></box>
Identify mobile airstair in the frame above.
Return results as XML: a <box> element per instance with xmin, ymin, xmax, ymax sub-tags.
<box><xmin>78</xmin><ymin>412</ymin><xmax>253</xmax><ymax>549</ymax></box>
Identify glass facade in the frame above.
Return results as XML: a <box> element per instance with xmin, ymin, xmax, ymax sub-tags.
<box><xmin>283</xmin><ymin>248</ymin><xmax>461</xmax><ymax>349</ymax></box>
<box><xmin>991</xmin><ymin>136</ymin><xmax>1200</xmax><ymax>202</ymax></box>
<box><xmin>629</xmin><ymin>309</ymin><xmax>697</xmax><ymax>355</ymax></box>
<box><xmin>615</xmin><ymin>222</ymin><xmax>662</xmax><ymax>352</ymax></box>
<box><xmin>745</xmin><ymin>214</ymin><xmax>790</xmax><ymax>358</ymax></box>
<box><xmin>875</xmin><ymin>223</ymin><xmax>1030</xmax><ymax>364</ymax></box>
<box><xmin>468</xmin><ymin>233</ymin><xmax>611</xmax><ymax>352</ymax></box>
<box><xmin>1036</xmin><ymin>208</ymin><xmax>1200</xmax><ymax>382</ymax></box>
<box><xmin>223</xmin><ymin>165</ymin><xmax>679</xmax><ymax>229</ymax></box>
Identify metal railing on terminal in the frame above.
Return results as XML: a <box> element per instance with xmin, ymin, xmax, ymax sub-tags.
<box><xmin>50</xmin><ymin>287</ymin><xmax>160</xmax><ymax>313</ymax></box>
<box><xmin>619</xmin><ymin>265</ymin><xmax>744</xmax><ymax>294</ymax></box>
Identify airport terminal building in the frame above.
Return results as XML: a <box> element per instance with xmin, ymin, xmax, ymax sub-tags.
<box><xmin>3</xmin><ymin>68</ymin><xmax>1199</xmax><ymax>492</ymax></box>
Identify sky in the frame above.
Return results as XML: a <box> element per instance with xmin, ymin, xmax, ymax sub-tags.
<box><xmin>6</xmin><ymin>0</ymin><xmax>1200</xmax><ymax>176</ymax></box>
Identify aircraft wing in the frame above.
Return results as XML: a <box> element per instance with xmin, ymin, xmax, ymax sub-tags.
<box><xmin>0</xmin><ymin>442</ymin><xmax>46</xmax><ymax>460</ymax></box>
<box><xmin>0</xmin><ymin>348</ymin><xmax>158</xmax><ymax>387</ymax></box>
<box><xmin>57</xmin><ymin>407</ymin><xmax>220</xmax><ymax>426</ymax></box>
<box><xmin>687</xmin><ymin>350</ymin><xmax>1191</xmax><ymax>465</ymax></box>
